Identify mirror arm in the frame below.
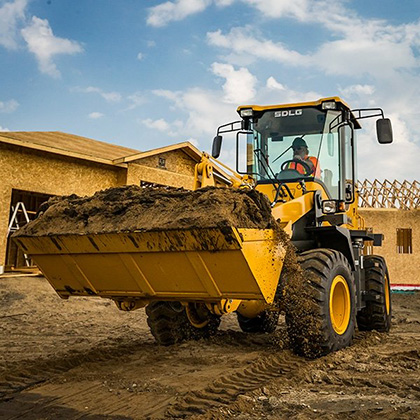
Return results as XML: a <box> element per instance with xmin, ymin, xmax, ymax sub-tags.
<box><xmin>216</xmin><ymin>120</ymin><xmax>243</xmax><ymax>135</ymax></box>
<box><xmin>350</xmin><ymin>108</ymin><xmax>385</xmax><ymax>121</ymax></box>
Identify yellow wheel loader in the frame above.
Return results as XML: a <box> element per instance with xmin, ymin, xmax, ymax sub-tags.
<box><xmin>13</xmin><ymin>97</ymin><xmax>393</xmax><ymax>358</ymax></box>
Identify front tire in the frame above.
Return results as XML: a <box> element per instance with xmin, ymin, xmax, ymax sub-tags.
<box><xmin>357</xmin><ymin>255</ymin><xmax>391</xmax><ymax>332</ymax></box>
<box><xmin>236</xmin><ymin>310</ymin><xmax>279</xmax><ymax>333</ymax></box>
<box><xmin>284</xmin><ymin>249</ymin><xmax>356</xmax><ymax>358</ymax></box>
<box><xmin>146</xmin><ymin>301</ymin><xmax>220</xmax><ymax>345</ymax></box>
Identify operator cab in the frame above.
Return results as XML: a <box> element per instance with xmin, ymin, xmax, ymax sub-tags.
<box><xmin>213</xmin><ymin>97</ymin><xmax>392</xmax><ymax>204</ymax></box>
<box><xmin>241</xmin><ymin>98</ymin><xmax>355</xmax><ymax>200</ymax></box>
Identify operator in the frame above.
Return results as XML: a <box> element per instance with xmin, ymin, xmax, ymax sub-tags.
<box><xmin>287</xmin><ymin>137</ymin><xmax>320</xmax><ymax>178</ymax></box>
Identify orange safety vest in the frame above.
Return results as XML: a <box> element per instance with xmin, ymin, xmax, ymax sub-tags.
<box><xmin>288</xmin><ymin>156</ymin><xmax>320</xmax><ymax>178</ymax></box>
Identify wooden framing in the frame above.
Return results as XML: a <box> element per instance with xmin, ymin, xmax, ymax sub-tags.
<box><xmin>358</xmin><ymin>179</ymin><xmax>420</xmax><ymax>210</ymax></box>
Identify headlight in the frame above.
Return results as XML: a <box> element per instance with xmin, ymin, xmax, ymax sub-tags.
<box><xmin>322</xmin><ymin>200</ymin><xmax>337</xmax><ymax>214</ymax></box>
<box><xmin>240</xmin><ymin>109</ymin><xmax>253</xmax><ymax>117</ymax></box>
<box><xmin>322</xmin><ymin>101</ymin><xmax>337</xmax><ymax>110</ymax></box>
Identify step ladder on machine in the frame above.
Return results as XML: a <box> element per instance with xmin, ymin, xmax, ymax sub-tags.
<box><xmin>7</xmin><ymin>202</ymin><xmax>32</xmax><ymax>267</ymax></box>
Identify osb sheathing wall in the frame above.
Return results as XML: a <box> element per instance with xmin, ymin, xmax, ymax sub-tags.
<box><xmin>0</xmin><ymin>144</ymin><xmax>126</xmax><ymax>268</ymax></box>
<box><xmin>126</xmin><ymin>150</ymin><xmax>196</xmax><ymax>189</ymax></box>
<box><xmin>359</xmin><ymin>209</ymin><xmax>420</xmax><ymax>285</ymax></box>
<box><xmin>136</xmin><ymin>150</ymin><xmax>196</xmax><ymax>177</ymax></box>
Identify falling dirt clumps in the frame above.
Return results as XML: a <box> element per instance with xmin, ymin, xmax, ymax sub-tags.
<box><xmin>14</xmin><ymin>185</ymin><xmax>278</xmax><ymax>237</ymax></box>
<box><xmin>280</xmin><ymin>246</ymin><xmax>325</xmax><ymax>359</ymax></box>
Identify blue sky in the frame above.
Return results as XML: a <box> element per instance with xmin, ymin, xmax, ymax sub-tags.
<box><xmin>1</xmin><ymin>0</ymin><xmax>419</xmax><ymax>181</ymax></box>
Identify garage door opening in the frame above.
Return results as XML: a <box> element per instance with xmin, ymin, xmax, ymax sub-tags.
<box><xmin>6</xmin><ymin>189</ymin><xmax>53</xmax><ymax>270</ymax></box>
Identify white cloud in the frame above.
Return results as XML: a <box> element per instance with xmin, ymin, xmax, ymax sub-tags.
<box><xmin>0</xmin><ymin>125</ymin><xmax>10</xmax><ymax>131</ymax></box>
<box><xmin>0</xmin><ymin>0</ymin><xmax>27</xmax><ymax>49</ymax></box>
<box><xmin>151</xmin><ymin>87</ymin><xmax>236</xmax><ymax>144</ymax></box>
<box><xmin>206</xmin><ymin>6</ymin><xmax>420</xmax><ymax>77</ymax></box>
<box><xmin>74</xmin><ymin>86</ymin><xmax>122</xmax><ymax>103</ymax></box>
<box><xmin>88</xmin><ymin>112</ymin><xmax>104</xmax><ymax>119</ymax></box>
<box><xmin>147</xmin><ymin>0</ymin><xmax>211</xmax><ymax>27</ymax></box>
<box><xmin>261</xmin><ymin>80</ymin><xmax>322</xmax><ymax>106</ymax></box>
<box><xmin>0</xmin><ymin>99</ymin><xmax>19</xmax><ymax>113</ymax></box>
<box><xmin>211</xmin><ymin>62</ymin><xmax>257</xmax><ymax>103</ymax></box>
<box><xmin>137</xmin><ymin>52</ymin><xmax>144</xmax><ymax>60</ymax></box>
<box><xmin>126</xmin><ymin>92</ymin><xmax>146</xmax><ymax>110</ymax></box>
<box><xmin>339</xmin><ymin>84</ymin><xmax>375</xmax><ymax>98</ymax></box>
<box><xmin>243</xmin><ymin>0</ymin><xmax>314</xmax><ymax>21</ymax></box>
<box><xmin>21</xmin><ymin>16</ymin><xmax>83</xmax><ymax>78</ymax></box>
<box><xmin>314</xmin><ymin>37</ymin><xmax>417</xmax><ymax>77</ymax></box>
<box><xmin>141</xmin><ymin>118</ymin><xmax>170</xmax><ymax>131</ymax></box>
<box><xmin>207</xmin><ymin>27</ymin><xmax>308</xmax><ymax>66</ymax></box>
<box><xmin>153</xmin><ymin>88</ymin><xmax>183</xmax><ymax>104</ymax></box>
<box><xmin>266</xmin><ymin>76</ymin><xmax>285</xmax><ymax>91</ymax></box>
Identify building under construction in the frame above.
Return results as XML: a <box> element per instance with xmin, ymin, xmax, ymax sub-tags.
<box><xmin>358</xmin><ymin>179</ymin><xmax>419</xmax><ymax>290</ymax></box>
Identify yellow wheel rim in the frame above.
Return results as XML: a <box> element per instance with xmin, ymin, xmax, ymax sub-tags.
<box><xmin>385</xmin><ymin>274</ymin><xmax>390</xmax><ymax>315</ymax></box>
<box><xmin>186</xmin><ymin>304</ymin><xmax>209</xmax><ymax>328</ymax></box>
<box><xmin>329</xmin><ymin>275</ymin><xmax>351</xmax><ymax>335</ymax></box>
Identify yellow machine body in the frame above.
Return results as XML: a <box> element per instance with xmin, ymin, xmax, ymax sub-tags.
<box><xmin>256</xmin><ymin>181</ymin><xmax>365</xmax><ymax>234</ymax></box>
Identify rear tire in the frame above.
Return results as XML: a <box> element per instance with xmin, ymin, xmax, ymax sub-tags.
<box><xmin>284</xmin><ymin>249</ymin><xmax>356</xmax><ymax>358</ymax></box>
<box><xmin>357</xmin><ymin>255</ymin><xmax>391</xmax><ymax>332</ymax></box>
<box><xmin>146</xmin><ymin>301</ymin><xmax>220</xmax><ymax>345</ymax></box>
<box><xmin>237</xmin><ymin>311</ymin><xmax>279</xmax><ymax>333</ymax></box>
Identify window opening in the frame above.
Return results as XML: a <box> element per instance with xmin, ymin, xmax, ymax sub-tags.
<box><xmin>396</xmin><ymin>228</ymin><xmax>412</xmax><ymax>254</ymax></box>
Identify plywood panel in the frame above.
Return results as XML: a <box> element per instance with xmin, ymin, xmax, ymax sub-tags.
<box><xmin>129</xmin><ymin>149</ymin><xmax>196</xmax><ymax>177</ymax></box>
<box><xmin>126</xmin><ymin>163</ymin><xmax>195</xmax><ymax>189</ymax></box>
<box><xmin>359</xmin><ymin>209</ymin><xmax>420</xmax><ymax>286</ymax></box>
<box><xmin>0</xmin><ymin>143</ymin><xmax>125</xmax><ymax>267</ymax></box>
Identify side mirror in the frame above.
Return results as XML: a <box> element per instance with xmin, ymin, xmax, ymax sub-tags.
<box><xmin>212</xmin><ymin>135</ymin><xmax>223</xmax><ymax>158</ymax></box>
<box><xmin>376</xmin><ymin>118</ymin><xmax>393</xmax><ymax>144</ymax></box>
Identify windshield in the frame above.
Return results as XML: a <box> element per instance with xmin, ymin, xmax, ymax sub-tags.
<box><xmin>248</xmin><ymin>108</ymin><xmax>341</xmax><ymax>198</ymax></box>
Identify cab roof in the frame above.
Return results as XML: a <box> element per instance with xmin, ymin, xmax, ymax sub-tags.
<box><xmin>237</xmin><ymin>96</ymin><xmax>362</xmax><ymax>129</ymax></box>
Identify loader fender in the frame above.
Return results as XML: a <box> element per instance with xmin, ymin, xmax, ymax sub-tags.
<box><xmin>304</xmin><ymin>226</ymin><xmax>355</xmax><ymax>270</ymax></box>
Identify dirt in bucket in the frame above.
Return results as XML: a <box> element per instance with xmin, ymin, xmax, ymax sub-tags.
<box><xmin>13</xmin><ymin>185</ymin><xmax>278</xmax><ymax>237</ymax></box>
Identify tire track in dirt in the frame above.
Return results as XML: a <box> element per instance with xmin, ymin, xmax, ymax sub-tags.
<box><xmin>165</xmin><ymin>350</ymin><xmax>306</xmax><ymax>418</ymax></box>
<box><xmin>0</xmin><ymin>337</ymin><xmax>152</xmax><ymax>402</ymax></box>
<box><xmin>166</xmin><ymin>330</ymin><xmax>420</xmax><ymax>418</ymax></box>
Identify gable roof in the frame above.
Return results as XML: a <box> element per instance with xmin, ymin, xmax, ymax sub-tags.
<box><xmin>113</xmin><ymin>141</ymin><xmax>203</xmax><ymax>164</ymax></box>
<box><xmin>0</xmin><ymin>131</ymin><xmax>205</xmax><ymax>170</ymax></box>
<box><xmin>0</xmin><ymin>131</ymin><xmax>139</xmax><ymax>166</ymax></box>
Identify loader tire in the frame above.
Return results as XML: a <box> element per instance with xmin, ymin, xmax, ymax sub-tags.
<box><xmin>236</xmin><ymin>311</ymin><xmax>279</xmax><ymax>333</ymax></box>
<box><xmin>284</xmin><ymin>249</ymin><xmax>356</xmax><ymax>358</ymax></box>
<box><xmin>357</xmin><ymin>255</ymin><xmax>391</xmax><ymax>332</ymax></box>
<box><xmin>146</xmin><ymin>301</ymin><xmax>220</xmax><ymax>346</ymax></box>
<box><xmin>146</xmin><ymin>301</ymin><xmax>186</xmax><ymax>345</ymax></box>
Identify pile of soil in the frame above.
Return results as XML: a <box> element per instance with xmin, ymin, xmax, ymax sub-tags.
<box><xmin>14</xmin><ymin>185</ymin><xmax>277</xmax><ymax>237</ymax></box>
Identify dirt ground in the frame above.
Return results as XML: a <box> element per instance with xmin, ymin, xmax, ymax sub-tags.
<box><xmin>0</xmin><ymin>275</ymin><xmax>419</xmax><ymax>420</ymax></box>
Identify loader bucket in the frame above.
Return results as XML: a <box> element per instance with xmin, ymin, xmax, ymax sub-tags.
<box><xmin>14</xmin><ymin>227</ymin><xmax>285</xmax><ymax>304</ymax></box>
